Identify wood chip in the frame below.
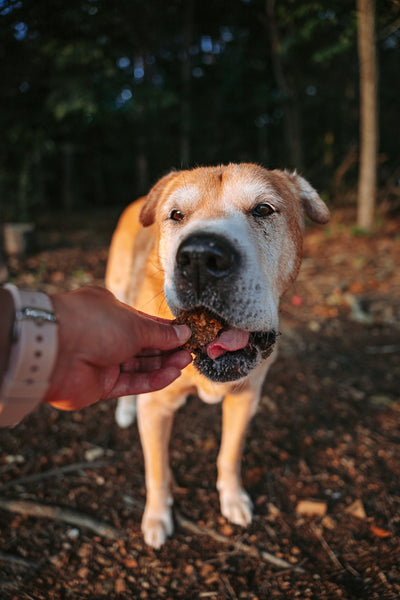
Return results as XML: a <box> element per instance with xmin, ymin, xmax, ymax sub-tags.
<box><xmin>267</xmin><ymin>502</ymin><xmax>281</xmax><ymax>519</ymax></box>
<box><xmin>115</xmin><ymin>577</ymin><xmax>127</xmax><ymax>594</ymax></box>
<box><xmin>296</xmin><ymin>500</ymin><xmax>328</xmax><ymax>517</ymax></box>
<box><xmin>345</xmin><ymin>499</ymin><xmax>367</xmax><ymax>519</ymax></box>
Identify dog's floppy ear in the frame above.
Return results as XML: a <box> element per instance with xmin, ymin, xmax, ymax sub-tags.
<box><xmin>289</xmin><ymin>172</ymin><xmax>330</xmax><ymax>224</ymax></box>
<box><xmin>139</xmin><ymin>171</ymin><xmax>179</xmax><ymax>227</ymax></box>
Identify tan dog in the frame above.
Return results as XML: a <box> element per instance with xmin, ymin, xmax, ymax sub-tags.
<box><xmin>105</xmin><ymin>163</ymin><xmax>330</xmax><ymax>548</ymax></box>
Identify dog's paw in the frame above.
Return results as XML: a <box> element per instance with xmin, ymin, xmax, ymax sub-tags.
<box><xmin>141</xmin><ymin>508</ymin><xmax>174</xmax><ymax>549</ymax></box>
<box><xmin>219</xmin><ymin>488</ymin><xmax>253</xmax><ymax>527</ymax></box>
<box><xmin>115</xmin><ymin>395</ymin><xmax>137</xmax><ymax>428</ymax></box>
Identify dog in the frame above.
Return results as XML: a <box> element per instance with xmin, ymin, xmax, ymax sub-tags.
<box><xmin>105</xmin><ymin>163</ymin><xmax>330</xmax><ymax>548</ymax></box>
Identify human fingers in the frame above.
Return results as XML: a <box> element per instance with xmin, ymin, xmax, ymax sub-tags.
<box><xmin>103</xmin><ymin>365</ymin><xmax>184</xmax><ymax>398</ymax></box>
<box><xmin>121</xmin><ymin>349</ymin><xmax>192</xmax><ymax>373</ymax></box>
<box><xmin>139</xmin><ymin>317</ymin><xmax>191</xmax><ymax>352</ymax></box>
<box><xmin>135</xmin><ymin>311</ymin><xmax>175</xmax><ymax>325</ymax></box>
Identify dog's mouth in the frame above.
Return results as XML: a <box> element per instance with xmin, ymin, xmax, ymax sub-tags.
<box><xmin>188</xmin><ymin>312</ymin><xmax>277</xmax><ymax>383</ymax></box>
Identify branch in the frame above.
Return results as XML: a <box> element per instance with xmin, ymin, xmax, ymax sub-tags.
<box><xmin>365</xmin><ymin>344</ymin><xmax>400</xmax><ymax>355</ymax></box>
<box><xmin>0</xmin><ymin>497</ymin><xmax>124</xmax><ymax>541</ymax></box>
<box><xmin>312</xmin><ymin>525</ymin><xmax>343</xmax><ymax>570</ymax></box>
<box><xmin>175</xmin><ymin>512</ymin><xmax>304</xmax><ymax>573</ymax></box>
<box><xmin>0</xmin><ymin>549</ymin><xmax>38</xmax><ymax>570</ymax></box>
<box><xmin>0</xmin><ymin>460</ymin><xmax>107</xmax><ymax>493</ymax></box>
<box><xmin>124</xmin><ymin>495</ymin><xmax>302</xmax><ymax>571</ymax></box>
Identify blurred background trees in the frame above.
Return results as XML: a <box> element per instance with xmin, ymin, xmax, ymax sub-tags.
<box><xmin>0</xmin><ymin>0</ymin><xmax>399</xmax><ymax>225</ymax></box>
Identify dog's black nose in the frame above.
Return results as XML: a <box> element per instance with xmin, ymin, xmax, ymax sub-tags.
<box><xmin>176</xmin><ymin>233</ymin><xmax>239</xmax><ymax>292</ymax></box>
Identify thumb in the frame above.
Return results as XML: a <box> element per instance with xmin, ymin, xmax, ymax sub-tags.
<box><xmin>141</xmin><ymin>318</ymin><xmax>191</xmax><ymax>351</ymax></box>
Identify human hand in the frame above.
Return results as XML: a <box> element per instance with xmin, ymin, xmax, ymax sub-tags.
<box><xmin>43</xmin><ymin>287</ymin><xmax>192</xmax><ymax>411</ymax></box>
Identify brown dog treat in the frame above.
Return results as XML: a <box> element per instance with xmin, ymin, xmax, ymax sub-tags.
<box><xmin>174</xmin><ymin>308</ymin><xmax>225</xmax><ymax>352</ymax></box>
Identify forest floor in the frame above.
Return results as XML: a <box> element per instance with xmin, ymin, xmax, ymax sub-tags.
<box><xmin>0</xmin><ymin>208</ymin><xmax>399</xmax><ymax>600</ymax></box>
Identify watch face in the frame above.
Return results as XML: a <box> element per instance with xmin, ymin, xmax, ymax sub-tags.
<box><xmin>18</xmin><ymin>307</ymin><xmax>57</xmax><ymax>325</ymax></box>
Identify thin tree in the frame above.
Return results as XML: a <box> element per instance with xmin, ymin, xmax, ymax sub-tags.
<box><xmin>180</xmin><ymin>0</ymin><xmax>194</xmax><ymax>166</ymax></box>
<box><xmin>265</xmin><ymin>0</ymin><xmax>303</xmax><ymax>171</ymax></box>
<box><xmin>356</xmin><ymin>0</ymin><xmax>378</xmax><ymax>230</ymax></box>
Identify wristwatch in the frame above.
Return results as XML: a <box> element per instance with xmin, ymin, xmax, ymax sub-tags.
<box><xmin>0</xmin><ymin>284</ymin><xmax>58</xmax><ymax>426</ymax></box>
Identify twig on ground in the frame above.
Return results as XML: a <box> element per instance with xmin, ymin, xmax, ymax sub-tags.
<box><xmin>0</xmin><ymin>460</ymin><xmax>107</xmax><ymax>493</ymax></box>
<box><xmin>365</xmin><ymin>344</ymin><xmax>400</xmax><ymax>355</ymax></box>
<box><xmin>175</xmin><ymin>512</ymin><xmax>304</xmax><ymax>573</ymax></box>
<box><xmin>312</xmin><ymin>525</ymin><xmax>343</xmax><ymax>570</ymax></box>
<box><xmin>0</xmin><ymin>497</ymin><xmax>124</xmax><ymax>540</ymax></box>
<box><xmin>0</xmin><ymin>549</ymin><xmax>38</xmax><ymax>569</ymax></box>
<box><xmin>124</xmin><ymin>495</ymin><xmax>303</xmax><ymax>572</ymax></box>
<box><xmin>220</xmin><ymin>573</ymin><xmax>238</xmax><ymax>599</ymax></box>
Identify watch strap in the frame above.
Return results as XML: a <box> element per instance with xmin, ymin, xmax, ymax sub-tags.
<box><xmin>0</xmin><ymin>284</ymin><xmax>58</xmax><ymax>426</ymax></box>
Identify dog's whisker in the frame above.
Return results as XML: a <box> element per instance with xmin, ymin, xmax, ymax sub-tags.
<box><xmin>157</xmin><ymin>296</ymin><xmax>169</xmax><ymax>315</ymax></box>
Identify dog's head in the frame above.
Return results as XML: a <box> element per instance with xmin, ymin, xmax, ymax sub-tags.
<box><xmin>140</xmin><ymin>164</ymin><xmax>330</xmax><ymax>382</ymax></box>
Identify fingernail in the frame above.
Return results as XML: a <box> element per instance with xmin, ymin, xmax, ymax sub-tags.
<box><xmin>173</xmin><ymin>324</ymin><xmax>191</xmax><ymax>342</ymax></box>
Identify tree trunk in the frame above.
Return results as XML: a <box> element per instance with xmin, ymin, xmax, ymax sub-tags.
<box><xmin>136</xmin><ymin>151</ymin><xmax>149</xmax><ymax>196</ymax></box>
<box><xmin>62</xmin><ymin>143</ymin><xmax>75</xmax><ymax>211</ymax></box>
<box><xmin>265</xmin><ymin>0</ymin><xmax>303</xmax><ymax>170</ymax></box>
<box><xmin>180</xmin><ymin>0</ymin><xmax>194</xmax><ymax>166</ymax></box>
<box><xmin>356</xmin><ymin>0</ymin><xmax>378</xmax><ymax>230</ymax></box>
<box><xmin>18</xmin><ymin>155</ymin><xmax>31</xmax><ymax>221</ymax></box>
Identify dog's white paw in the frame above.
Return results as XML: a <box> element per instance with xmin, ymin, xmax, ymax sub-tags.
<box><xmin>115</xmin><ymin>395</ymin><xmax>137</xmax><ymax>428</ymax></box>
<box><xmin>141</xmin><ymin>508</ymin><xmax>174</xmax><ymax>549</ymax></box>
<box><xmin>219</xmin><ymin>488</ymin><xmax>253</xmax><ymax>527</ymax></box>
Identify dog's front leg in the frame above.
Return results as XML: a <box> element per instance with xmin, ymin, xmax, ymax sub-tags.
<box><xmin>137</xmin><ymin>391</ymin><xmax>184</xmax><ymax>548</ymax></box>
<box><xmin>217</xmin><ymin>389</ymin><xmax>260</xmax><ymax>527</ymax></box>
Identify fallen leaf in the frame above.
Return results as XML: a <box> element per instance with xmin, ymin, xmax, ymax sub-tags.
<box><xmin>348</xmin><ymin>282</ymin><xmax>364</xmax><ymax>294</ymax></box>
<box><xmin>313</xmin><ymin>305</ymin><xmax>339</xmax><ymax>319</ymax></box>
<box><xmin>291</xmin><ymin>295</ymin><xmax>303</xmax><ymax>306</ymax></box>
<box><xmin>370</xmin><ymin>525</ymin><xmax>391</xmax><ymax>538</ymax></box>
<box><xmin>368</xmin><ymin>395</ymin><xmax>394</xmax><ymax>407</ymax></box>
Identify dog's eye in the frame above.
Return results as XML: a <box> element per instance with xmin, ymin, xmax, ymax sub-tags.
<box><xmin>170</xmin><ymin>209</ymin><xmax>184</xmax><ymax>222</ymax></box>
<box><xmin>251</xmin><ymin>203</ymin><xmax>275</xmax><ymax>218</ymax></box>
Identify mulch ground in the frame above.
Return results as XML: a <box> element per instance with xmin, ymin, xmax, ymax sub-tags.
<box><xmin>0</xmin><ymin>209</ymin><xmax>399</xmax><ymax>599</ymax></box>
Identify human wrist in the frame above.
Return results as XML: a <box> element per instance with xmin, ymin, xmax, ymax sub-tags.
<box><xmin>50</xmin><ymin>293</ymin><xmax>71</xmax><ymax>352</ymax></box>
<box><xmin>49</xmin><ymin>288</ymin><xmax>98</xmax><ymax>357</ymax></box>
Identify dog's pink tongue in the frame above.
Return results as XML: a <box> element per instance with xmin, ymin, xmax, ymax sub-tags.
<box><xmin>206</xmin><ymin>328</ymin><xmax>250</xmax><ymax>360</ymax></box>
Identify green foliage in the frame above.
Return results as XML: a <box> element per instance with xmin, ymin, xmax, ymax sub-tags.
<box><xmin>48</xmin><ymin>87</ymin><xmax>99</xmax><ymax>121</ymax></box>
<box><xmin>0</xmin><ymin>0</ymin><xmax>399</xmax><ymax>218</ymax></box>
<box><xmin>350</xmin><ymin>225</ymin><xmax>374</xmax><ymax>238</ymax></box>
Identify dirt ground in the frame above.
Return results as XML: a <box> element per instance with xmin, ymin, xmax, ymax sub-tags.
<box><xmin>0</xmin><ymin>209</ymin><xmax>399</xmax><ymax>599</ymax></box>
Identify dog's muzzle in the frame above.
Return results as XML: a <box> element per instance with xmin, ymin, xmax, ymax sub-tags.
<box><xmin>193</xmin><ymin>329</ymin><xmax>277</xmax><ymax>382</ymax></box>
<box><xmin>173</xmin><ymin>232</ymin><xmax>276</xmax><ymax>383</ymax></box>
